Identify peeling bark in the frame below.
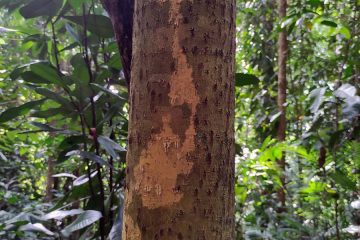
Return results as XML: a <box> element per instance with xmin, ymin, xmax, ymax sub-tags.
<box><xmin>122</xmin><ymin>0</ymin><xmax>236</xmax><ymax>239</ymax></box>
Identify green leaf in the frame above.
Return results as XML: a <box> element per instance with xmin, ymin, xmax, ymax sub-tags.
<box><xmin>309</xmin><ymin>87</ymin><xmax>326</xmax><ymax>113</ymax></box>
<box><xmin>339</xmin><ymin>26</ymin><xmax>351</xmax><ymax>39</ymax></box>
<box><xmin>235</xmin><ymin>73</ymin><xmax>260</xmax><ymax>87</ymax></box>
<box><xmin>30</xmin><ymin>62</ymin><xmax>65</xmax><ymax>87</ymax></box>
<box><xmin>80</xmin><ymin>151</ymin><xmax>112</xmax><ymax>169</ymax></box>
<box><xmin>19</xmin><ymin>0</ymin><xmax>63</xmax><ymax>19</ymax></box>
<box><xmin>61</xmin><ymin>210</ymin><xmax>102</xmax><ymax>237</ymax></box>
<box><xmin>98</xmin><ymin>136</ymin><xmax>126</xmax><ymax>159</ymax></box>
<box><xmin>329</xmin><ymin>171</ymin><xmax>356</xmax><ymax>191</ymax></box>
<box><xmin>20</xmin><ymin>71</ymin><xmax>50</xmax><ymax>84</ymax></box>
<box><xmin>0</xmin><ymin>99</ymin><xmax>45</xmax><ymax>123</ymax></box>
<box><xmin>71</xmin><ymin>53</ymin><xmax>90</xmax><ymax>83</ymax></box>
<box><xmin>35</xmin><ymin>88</ymin><xmax>73</xmax><ymax>110</ymax></box>
<box><xmin>320</xmin><ymin>20</ymin><xmax>337</xmax><ymax>28</ymax></box>
<box><xmin>108</xmin><ymin>53</ymin><xmax>122</xmax><ymax>70</ymax></box>
<box><xmin>64</xmin><ymin>15</ymin><xmax>114</xmax><ymax>38</ymax></box>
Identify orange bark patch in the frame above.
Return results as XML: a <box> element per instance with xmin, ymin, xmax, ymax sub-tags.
<box><xmin>132</xmin><ymin>0</ymin><xmax>199</xmax><ymax>209</ymax></box>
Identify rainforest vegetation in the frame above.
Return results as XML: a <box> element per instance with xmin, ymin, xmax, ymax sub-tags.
<box><xmin>0</xmin><ymin>0</ymin><xmax>359</xmax><ymax>239</ymax></box>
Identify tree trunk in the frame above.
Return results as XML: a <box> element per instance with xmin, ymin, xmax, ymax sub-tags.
<box><xmin>277</xmin><ymin>0</ymin><xmax>288</xmax><ymax>208</ymax></box>
<box><xmin>120</xmin><ymin>1</ymin><xmax>236</xmax><ymax>239</ymax></box>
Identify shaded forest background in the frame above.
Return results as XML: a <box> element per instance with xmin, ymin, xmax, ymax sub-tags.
<box><xmin>0</xmin><ymin>0</ymin><xmax>359</xmax><ymax>239</ymax></box>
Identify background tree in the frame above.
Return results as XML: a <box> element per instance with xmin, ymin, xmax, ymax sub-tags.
<box><xmin>277</xmin><ymin>0</ymin><xmax>288</xmax><ymax>210</ymax></box>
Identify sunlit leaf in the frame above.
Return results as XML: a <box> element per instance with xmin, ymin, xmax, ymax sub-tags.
<box><xmin>19</xmin><ymin>223</ymin><xmax>54</xmax><ymax>236</ymax></box>
<box><xmin>61</xmin><ymin>210</ymin><xmax>102</xmax><ymax>237</ymax></box>
<box><xmin>43</xmin><ymin>209</ymin><xmax>84</xmax><ymax>220</ymax></box>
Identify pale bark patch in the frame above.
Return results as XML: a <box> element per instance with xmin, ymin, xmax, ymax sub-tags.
<box><xmin>132</xmin><ymin>0</ymin><xmax>200</xmax><ymax>209</ymax></box>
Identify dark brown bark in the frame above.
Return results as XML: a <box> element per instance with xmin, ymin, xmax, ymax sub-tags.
<box><xmin>277</xmin><ymin>0</ymin><xmax>288</xmax><ymax>208</ymax></box>
<box><xmin>122</xmin><ymin>0</ymin><xmax>236</xmax><ymax>239</ymax></box>
<box><xmin>102</xmin><ymin>0</ymin><xmax>134</xmax><ymax>87</ymax></box>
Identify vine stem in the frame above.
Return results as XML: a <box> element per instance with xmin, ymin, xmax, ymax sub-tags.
<box><xmin>82</xmin><ymin>4</ymin><xmax>106</xmax><ymax>240</ymax></box>
<box><xmin>50</xmin><ymin>20</ymin><xmax>96</xmax><ymax>199</ymax></box>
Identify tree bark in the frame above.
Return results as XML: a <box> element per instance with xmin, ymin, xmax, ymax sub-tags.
<box><xmin>277</xmin><ymin>0</ymin><xmax>288</xmax><ymax>208</ymax></box>
<box><xmin>122</xmin><ymin>0</ymin><xmax>236</xmax><ymax>239</ymax></box>
<box><xmin>102</xmin><ymin>0</ymin><xmax>134</xmax><ymax>87</ymax></box>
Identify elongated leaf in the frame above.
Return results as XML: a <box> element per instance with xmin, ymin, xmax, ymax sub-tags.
<box><xmin>19</xmin><ymin>0</ymin><xmax>63</xmax><ymax>19</ymax></box>
<box><xmin>61</xmin><ymin>210</ymin><xmax>102</xmax><ymax>237</ymax></box>
<box><xmin>19</xmin><ymin>223</ymin><xmax>54</xmax><ymax>236</ymax></box>
<box><xmin>52</xmin><ymin>173</ymin><xmax>77</xmax><ymax>179</ymax></box>
<box><xmin>35</xmin><ymin>88</ymin><xmax>73</xmax><ymax>110</ymax></box>
<box><xmin>0</xmin><ymin>151</ymin><xmax>7</xmax><ymax>161</ymax></box>
<box><xmin>320</xmin><ymin>20</ymin><xmax>337</xmax><ymax>28</ymax></box>
<box><xmin>98</xmin><ymin>136</ymin><xmax>126</xmax><ymax>159</ymax></box>
<box><xmin>30</xmin><ymin>62</ymin><xmax>64</xmax><ymax>87</ymax></box>
<box><xmin>73</xmin><ymin>171</ymin><xmax>98</xmax><ymax>186</ymax></box>
<box><xmin>235</xmin><ymin>73</ymin><xmax>260</xmax><ymax>87</ymax></box>
<box><xmin>309</xmin><ymin>87</ymin><xmax>326</xmax><ymax>113</ymax></box>
<box><xmin>80</xmin><ymin>151</ymin><xmax>112</xmax><ymax>169</ymax></box>
<box><xmin>90</xmin><ymin>83</ymin><xmax>126</xmax><ymax>101</ymax></box>
<box><xmin>20</xmin><ymin>71</ymin><xmax>50</xmax><ymax>84</ymax></box>
<box><xmin>0</xmin><ymin>99</ymin><xmax>45</xmax><ymax>123</ymax></box>
<box><xmin>109</xmin><ymin>193</ymin><xmax>124</xmax><ymax>240</ymax></box>
<box><xmin>66</xmin><ymin>150</ymin><xmax>112</xmax><ymax>168</ymax></box>
<box><xmin>64</xmin><ymin>15</ymin><xmax>114</xmax><ymax>38</ymax></box>
<box><xmin>43</xmin><ymin>209</ymin><xmax>84</xmax><ymax>220</ymax></box>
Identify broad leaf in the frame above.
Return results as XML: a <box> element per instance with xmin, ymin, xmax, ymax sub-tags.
<box><xmin>20</xmin><ymin>71</ymin><xmax>50</xmax><ymax>84</ymax></box>
<box><xmin>19</xmin><ymin>223</ymin><xmax>54</xmax><ymax>236</ymax></box>
<box><xmin>35</xmin><ymin>88</ymin><xmax>73</xmax><ymax>110</ymax></box>
<box><xmin>30</xmin><ymin>62</ymin><xmax>65</xmax><ymax>87</ymax></box>
<box><xmin>98</xmin><ymin>136</ymin><xmax>126</xmax><ymax>159</ymax></box>
<box><xmin>61</xmin><ymin>210</ymin><xmax>102</xmax><ymax>237</ymax></box>
<box><xmin>64</xmin><ymin>15</ymin><xmax>114</xmax><ymax>38</ymax></box>
<box><xmin>80</xmin><ymin>151</ymin><xmax>112</xmax><ymax>168</ymax></box>
<box><xmin>19</xmin><ymin>0</ymin><xmax>63</xmax><ymax>19</ymax></box>
<box><xmin>43</xmin><ymin>209</ymin><xmax>84</xmax><ymax>220</ymax></box>
<box><xmin>0</xmin><ymin>99</ymin><xmax>45</xmax><ymax>123</ymax></box>
<box><xmin>309</xmin><ymin>87</ymin><xmax>326</xmax><ymax>113</ymax></box>
<box><xmin>73</xmin><ymin>171</ymin><xmax>98</xmax><ymax>187</ymax></box>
